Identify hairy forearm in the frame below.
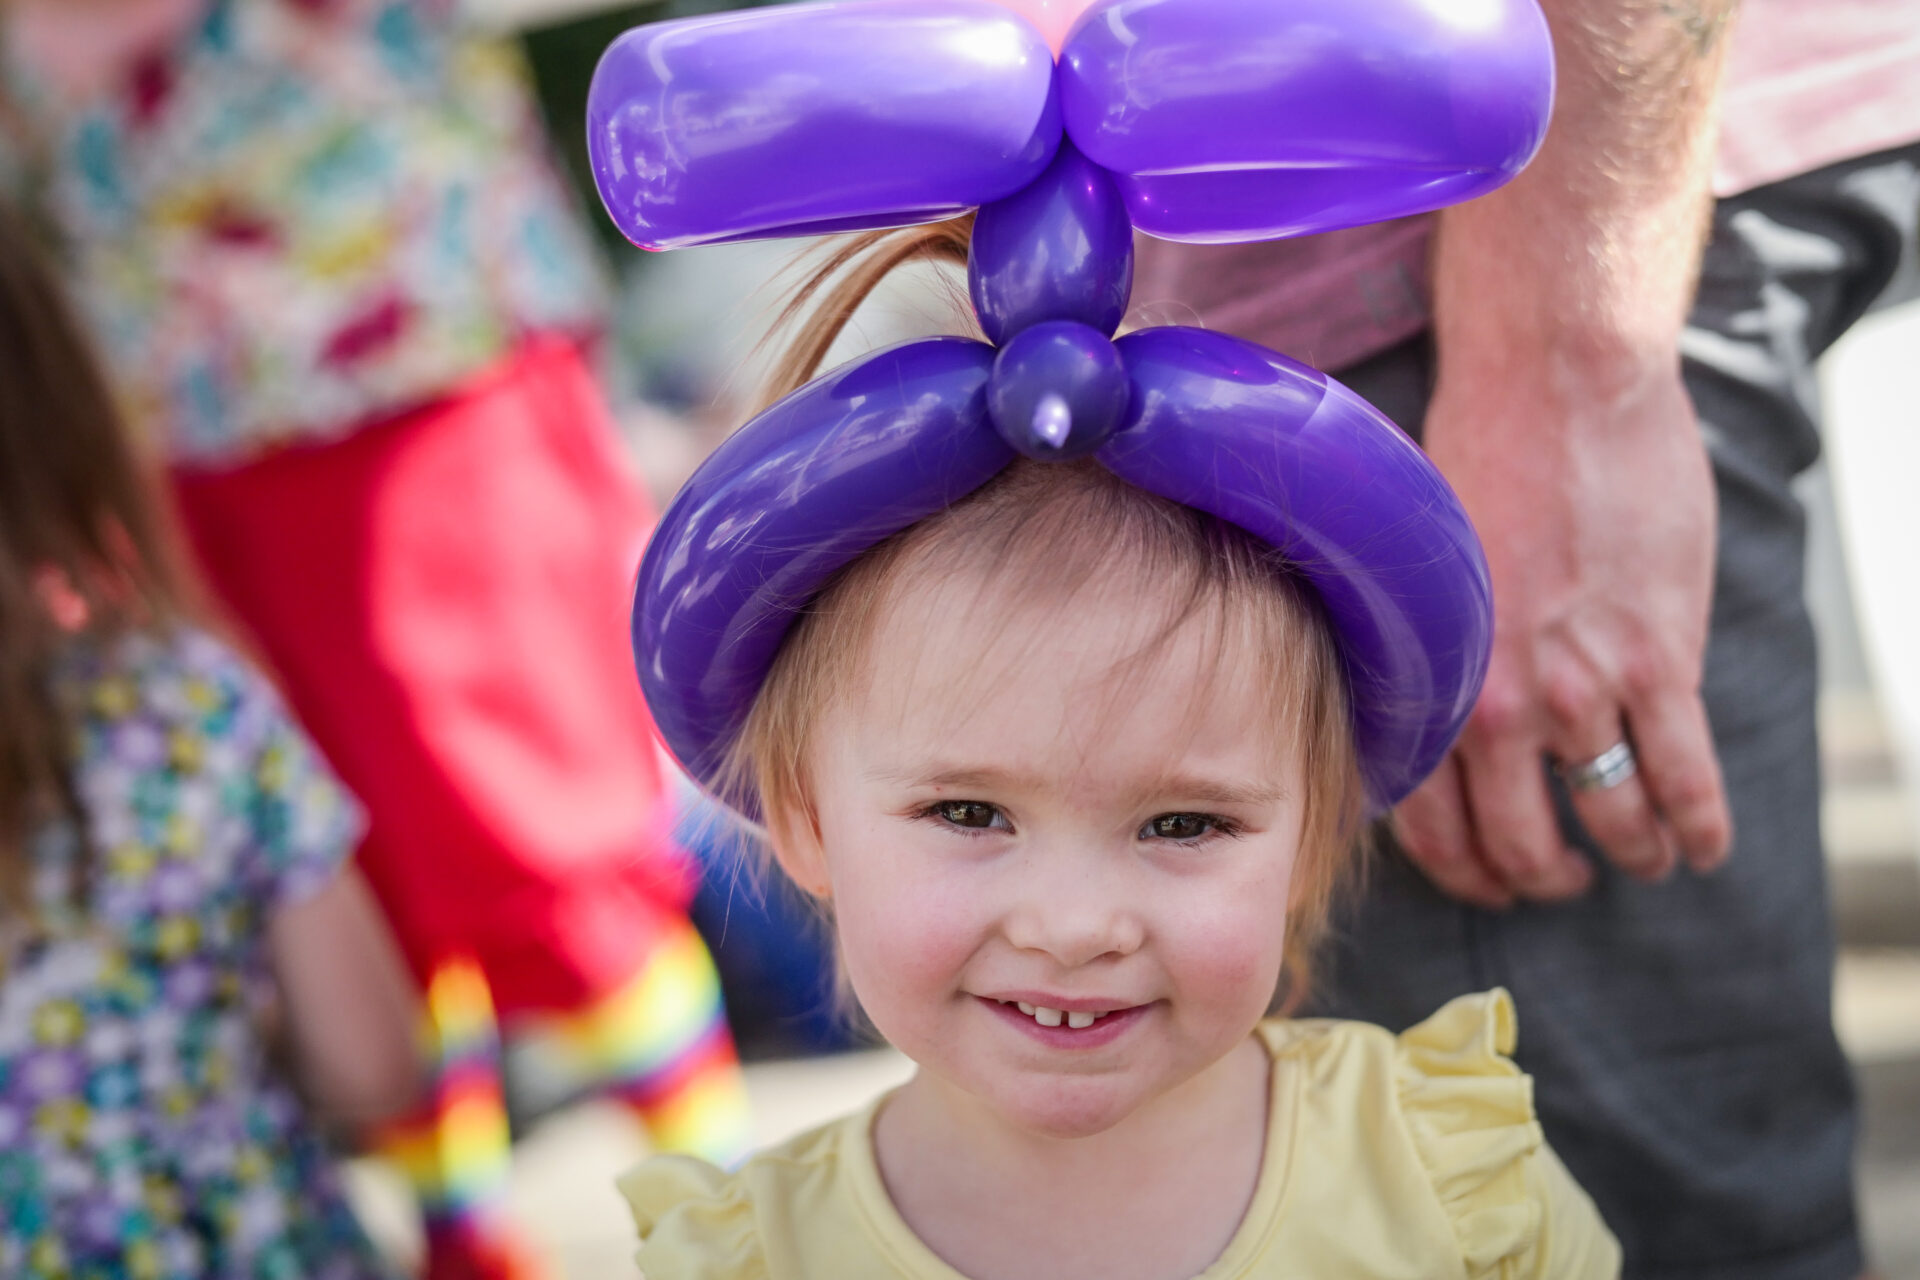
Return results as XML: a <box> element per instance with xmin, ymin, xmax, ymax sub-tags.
<box><xmin>1434</xmin><ymin>0</ymin><xmax>1738</xmax><ymax>384</ymax></box>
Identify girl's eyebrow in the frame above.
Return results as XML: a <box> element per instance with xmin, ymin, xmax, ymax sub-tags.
<box><xmin>870</xmin><ymin>763</ymin><xmax>1287</xmax><ymax>808</ymax></box>
<box><xmin>1144</xmin><ymin>776</ymin><xmax>1290</xmax><ymax>808</ymax></box>
<box><xmin>869</xmin><ymin>764</ymin><xmax>1019</xmax><ymax>791</ymax></box>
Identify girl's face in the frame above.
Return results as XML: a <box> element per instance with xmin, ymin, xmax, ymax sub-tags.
<box><xmin>785</xmin><ymin>575</ymin><xmax>1306</xmax><ymax>1141</ymax></box>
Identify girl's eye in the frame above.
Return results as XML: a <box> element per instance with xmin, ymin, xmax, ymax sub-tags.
<box><xmin>1140</xmin><ymin>812</ymin><xmax>1224</xmax><ymax>842</ymax></box>
<box><xmin>931</xmin><ymin>800</ymin><xmax>1005</xmax><ymax>830</ymax></box>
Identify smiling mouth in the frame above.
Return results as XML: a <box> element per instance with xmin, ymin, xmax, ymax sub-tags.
<box><xmin>992</xmin><ymin>999</ymin><xmax>1121</xmax><ymax>1030</ymax></box>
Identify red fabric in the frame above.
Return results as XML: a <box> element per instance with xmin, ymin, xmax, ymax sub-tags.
<box><xmin>172</xmin><ymin>339</ymin><xmax>693</xmax><ymax>1015</ymax></box>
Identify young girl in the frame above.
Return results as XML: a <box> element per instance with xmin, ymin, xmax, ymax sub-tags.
<box><xmin>592</xmin><ymin>6</ymin><xmax>1614</xmax><ymax>1273</ymax></box>
<box><xmin>0</xmin><ymin>203</ymin><xmax>418</xmax><ymax>1276</ymax></box>
<box><xmin>612</xmin><ymin>220</ymin><xmax>1622</xmax><ymax>1280</ymax></box>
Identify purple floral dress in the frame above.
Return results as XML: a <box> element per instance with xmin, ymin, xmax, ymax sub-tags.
<box><xmin>0</xmin><ymin>627</ymin><xmax>391</xmax><ymax>1279</ymax></box>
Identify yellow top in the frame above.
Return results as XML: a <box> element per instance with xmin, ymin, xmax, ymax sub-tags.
<box><xmin>618</xmin><ymin>991</ymin><xmax>1621</xmax><ymax>1280</ymax></box>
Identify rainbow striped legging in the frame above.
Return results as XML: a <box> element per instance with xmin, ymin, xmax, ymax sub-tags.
<box><xmin>374</xmin><ymin>919</ymin><xmax>751</xmax><ymax>1280</ymax></box>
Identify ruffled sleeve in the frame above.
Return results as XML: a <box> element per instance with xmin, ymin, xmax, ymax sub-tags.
<box><xmin>619</xmin><ymin>1154</ymin><xmax>769</xmax><ymax>1280</ymax></box>
<box><xmin>1395</xmin><ymin>990</ymin><xmax>1621</xmax><ymax>1280</ymax></box>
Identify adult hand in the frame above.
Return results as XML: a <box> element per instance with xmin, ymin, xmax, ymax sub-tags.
<box><xmin>1393</xmin><ymin>352</ymin><xmax>1735</xmax><ymax>907</ymax></box>
<box><xmin>1389</xmin><ymin>0</ymin><xmax>1741</xmax><ymax>907</ymax></box>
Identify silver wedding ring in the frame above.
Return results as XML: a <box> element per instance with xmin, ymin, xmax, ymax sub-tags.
<box><xmin>1557</xmin><ymin>740</ymin><xmax>1638</xmax><ymax>792</ymax></box>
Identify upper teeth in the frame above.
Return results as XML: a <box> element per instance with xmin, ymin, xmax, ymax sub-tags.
<box><xmin>1003</xmin><ymin>1001</ymin><xmax>1104</xmax><ymax>1029</ymax></box>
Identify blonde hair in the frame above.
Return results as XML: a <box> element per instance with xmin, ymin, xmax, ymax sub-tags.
<box><xmin>721</xmin><ymin>217</ymin><xmax>1367</xmax><ymax>1009</ymax></box>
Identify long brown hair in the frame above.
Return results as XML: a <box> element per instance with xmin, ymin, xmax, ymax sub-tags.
<box><xmin>0</xmin><ymin>201</ymin><xmax>194</xmax><ymax>927</ymax></box>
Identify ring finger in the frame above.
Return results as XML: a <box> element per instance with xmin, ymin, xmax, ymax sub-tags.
<box><xmin>1553</xmin><ymin>723</ymin><xmax>1676</xmax><ymax>882</ymax></box>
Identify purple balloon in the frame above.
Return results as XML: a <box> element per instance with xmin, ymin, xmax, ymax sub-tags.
<box><xmin>970</xmin><ymin>140</ymin><xmax>1133</xmax><ymax>343</ymax></box>
<box><xmin>635</xmin><ymin>337</ymin><xmax>1009</xmax><ymax>794</ymax></box>
<box><xmin>988</xmin><ymin>320</ymin><xmax>1131</xmax><ymax>459</ymax></box>
<box><xmin>590</xmin><ymin>0</ymin><xmax>1549</xmax><ymax>816</ymax></box>
<box><xmin>1059</xmin><ymin>0</ymin><xmax>1555</xmax><ymax>241</ymax></box>
<box><xmin>634</xmin><ymin>329</ymin><xmax>1489</xmax><ymax>815</ymax></box>
<box><xmin>1099</xmin><ymin>327</ymin><xmax>1491</xmax><ymax>810</ymax></box>
<box><xmin>588</xmin><ymin>0</ymin><xmax>1060</xmax><ymax>250</ymax></box>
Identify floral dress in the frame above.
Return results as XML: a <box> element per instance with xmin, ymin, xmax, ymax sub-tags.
<box><xmin>0</xmin><ymin>627</ymin><xmax>391</xmax><ymax>1280</ymax></box>
<box><xmin>0</xmin><ymin>0</ymin><xmax>610</xmax><ymax>467</ymax></box>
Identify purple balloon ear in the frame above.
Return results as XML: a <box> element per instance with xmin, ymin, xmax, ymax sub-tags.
<box><xmin>588</xmin><ymin>0</ymin><xmax>1060</xmax><ymax>250</ymax></box>
<box><xmin>1059</xmin><ymin>0</ymin><xmax>1554</xmax><ymax>242</ymax></box>
<box><xmin>970</xmin><ymin>140</ymin><xmax>1134</xmax><ymax>344</ymax></box>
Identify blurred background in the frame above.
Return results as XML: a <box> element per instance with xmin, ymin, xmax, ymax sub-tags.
<box><xmin>329</xmin><ymin>2</ymin><xmax>1920</xmax><ymax>1277</ymax></box>
<box><xmin>6</xmin><ymin>0</ymin><xmax>1911</xmax><ymax>1273</ymax></box>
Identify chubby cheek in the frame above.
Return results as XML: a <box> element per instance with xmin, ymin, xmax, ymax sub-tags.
<box><xmin>828</xmin><ymin>844</ymin><xmax>986</xmax><ymax>1054</ymax></box>
<box><xmin>1162</xmin><ymin>868</ymin><xmax>1294</xmax><ymax>1038</ymax></box>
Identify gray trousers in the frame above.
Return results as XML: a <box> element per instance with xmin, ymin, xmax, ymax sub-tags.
<box><xmin>1311</xmin><ymin>143</ymin><xmax>1920</xmax><ymax>1280</ymax></box>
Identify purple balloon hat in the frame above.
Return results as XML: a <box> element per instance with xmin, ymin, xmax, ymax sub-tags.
<box><xmin>588</xmin><ymin>0</ymin><xmax>1555</xmax><ymax>815</ymax></box>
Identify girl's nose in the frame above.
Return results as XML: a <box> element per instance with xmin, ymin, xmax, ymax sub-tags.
<box><xmin>1000</xmin><ymin>854</ymin><xmax>1146</xmax><ymax>967</ymax></box>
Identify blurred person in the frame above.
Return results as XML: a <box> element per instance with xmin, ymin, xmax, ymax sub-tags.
<box><xmin>0</xmin><ymin>198</ymin><xmax>419</xmax><ymax>1280</ymax></box>
<box><xmin>0</xmin><ymin>2</ymin><xmax>752</xmax><ymax>1277</ymax></box>
<box><xmin>1132</xmin><ymin>0</ymin><xmax>1920</xmax><ymax>1276</ymax></box>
